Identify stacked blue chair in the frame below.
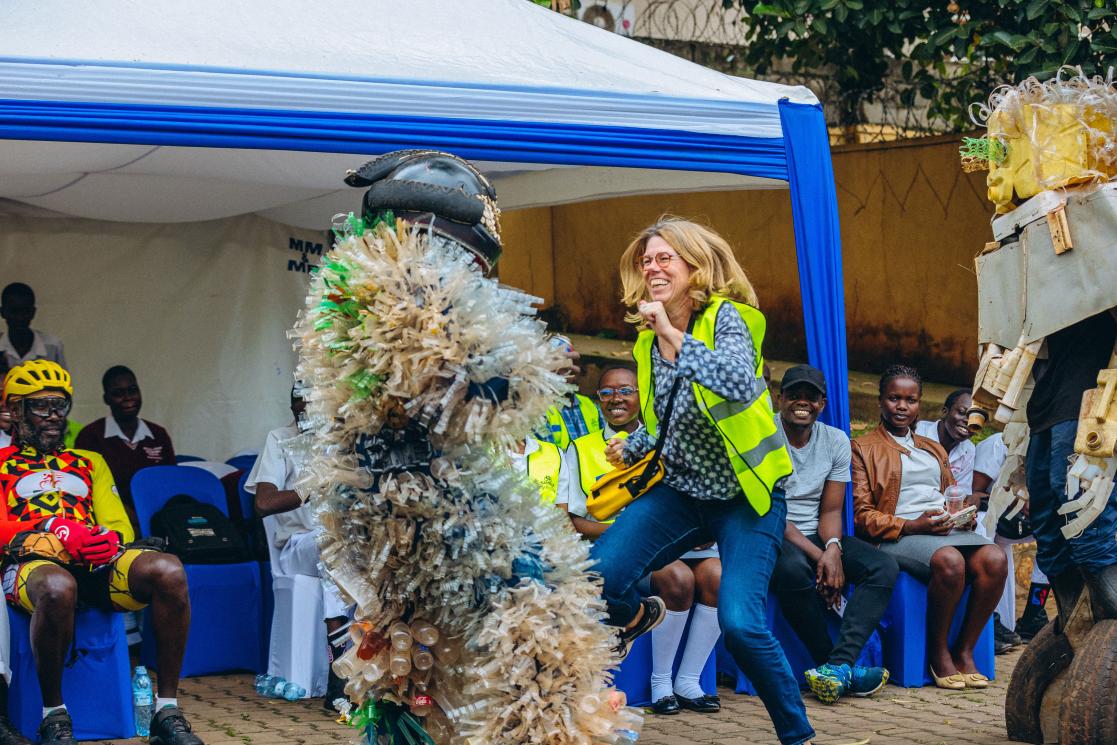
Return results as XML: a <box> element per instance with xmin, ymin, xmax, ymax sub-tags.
<box><xmin>879</xmin><ymin>571</ymin><xmax>994</xmax><ymax>687</ymax></box>
<box><xmin>716</xmin><ymin>590</ymin><xmax>883</xmax><ymax>695</ymax></box>
<box><xmin>612</xmin><ymin>619</ymin><xmax>717</xmax><ymax>707</ymax></box>
<box><xmin>225</xmin><ymin>454</ymin><xmax>258</xmax><ymax>475</ymax></box>
<box><xmin>131</xmin><ymin>465</ymin><xmax>264</xmax><ymax>676</ymax></box>
<box><xmin>7</xmin><ymin>607</ymin><xmax>134</xmax><ymax>740</ymax></box>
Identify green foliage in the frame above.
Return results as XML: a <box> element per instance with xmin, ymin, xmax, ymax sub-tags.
<box><xmin>728</xmin><ymin>0</ymin><xmax>1117</xmax><ymax>131</ymax></box>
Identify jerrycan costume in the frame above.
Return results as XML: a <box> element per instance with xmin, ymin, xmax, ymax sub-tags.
<box><xmin>962</xmin><ymin>69</ymin><xmax>1117</xmax><ymax>745</ymax></box>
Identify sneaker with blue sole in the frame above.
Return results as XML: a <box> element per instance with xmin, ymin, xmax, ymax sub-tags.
<box><xmin>804</xmin><ymin>663</ymin><xmax>851</xmax><ymax>704</ymax></box>
<box><xmin>849</xmin><ymin>664</ymin><xmax>890</xmax><ymax>697</ymax></box>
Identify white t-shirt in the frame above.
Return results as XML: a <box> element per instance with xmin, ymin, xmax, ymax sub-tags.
<box><xmin>245</xmin><ymin>424</ymin><xmax>317</xmax><ymax>549</ymax></box>
<box><xmin>0</xmin><ymin>329</ymin><xmax>66</xmax><ymax>370</ymax></box>
<box><xmin>973</xmin><ymin>433</ymin><xmax>1007</xmax><ymax>481</ymax></box>
<box><xmin>782</xmin><ymin>421</ymin><xmax>851</xmax><ymax>535</ymax></box>
<box><xmin>914</xmin><ymin>419</ymin><xmax>975</xmax><ymax>494</ymax></box>
<box><xmin>891</xmin><ymin>430</ymin><xmax>946</xmax><ymax>519</ymax></box>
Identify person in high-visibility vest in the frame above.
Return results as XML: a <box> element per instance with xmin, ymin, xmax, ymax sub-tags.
<box><xmin>559</xmin><ymin>365</ymin><xmax>723</xmax><ymax>715</ymax></box>
<box><xmin>508</xmin><ymin>437</ymin><xmax>565</xmax><ymax>505</ymax></box>
<box><xmin>588</xmin><ymin>218</ymin><xmax>814</xmax><ymax>745</ymax></box>
<box><xmin>538</xmin><ymin>339</ymin><xmax>604</xmax><ymax>450</ymax></box>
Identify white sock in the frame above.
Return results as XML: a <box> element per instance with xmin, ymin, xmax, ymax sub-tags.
<box><xmin>156</xmin><ymin>697</ymin><xmax>178</xmax><ymax>711</ymax></box>
<box><xmin>42</xmin><ymin>704</ymin><xmax>66</xmax><ymax>718</ymax></box>
<box><xmin>650</xmin><ymin>609</ymin><xmax>689</xmax><ymax>702</ymax></box>
<box><xmin>674</xmin><ymin>603</ymin><xmax>720</xmax><ymax>700</ymax></box>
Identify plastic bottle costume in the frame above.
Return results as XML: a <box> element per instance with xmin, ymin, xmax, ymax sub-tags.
<box><xmin>289</xmin><ymin>150</ymin><xmax>641</xmax><ymax>744</ymax></box>
<box><xmin>962</xmin><ymin>69</ymin><xmax>1117</xmax><ymax>744</ymax></box>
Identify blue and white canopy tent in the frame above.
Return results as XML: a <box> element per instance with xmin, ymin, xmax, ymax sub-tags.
<box><xmin>0</xmin><ymin>0</ymin><xmax>850</xmax><ymax>505</ymax></box>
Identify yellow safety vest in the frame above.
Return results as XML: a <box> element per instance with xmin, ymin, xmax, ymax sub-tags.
<box><xmin>544</xmin><ymin>393</ymin><xmax>603</xmax><ymax>450</ymax></box>
<box><xmin>633</xmin><ymin>295</ymin><xmax>792</xmax><ymax>516</ymax></box>
<box><xmin>526</xmin><ymin>439</ymin><xmax>562</xmax><ymax>504</ymax></box>
<box><xmin>571</xmin><ymin>429</ymin><xmax>628</xmax><ymax>525</ymax></box>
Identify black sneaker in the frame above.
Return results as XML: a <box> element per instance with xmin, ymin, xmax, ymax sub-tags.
<box><xmin>37</xmin><ymin>710</ymin><xmax>75</xmax><ymax>745</ymax></box>
<box><xmin>150</xmin><ymin>705</ymin><xmax>204</xmax><ymax>745</ymax></box>
<box><xmin>0</xmin><ymin>714</ymin><xmax>31</xmax><ymax>745</ymax></box>
<box><xmin>993</xmin><ymin>613</ymin><xmax>1021</xmax><ymax>654</ymax></box>
<box><xmin>613</xmin><ymin>596</ymin><xmax>666</xmax><ymax>661</ymax></box>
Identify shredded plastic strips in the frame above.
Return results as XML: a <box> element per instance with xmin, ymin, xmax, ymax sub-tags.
<box><xmin>289</xmin><ymin>217</ymin><xmax>642</xmax><ymax>744</ymax></box>
<box><xmin>961</xmin><ymin>66</ymin><xmax>1117</xmax><ymax>212</ymax></box>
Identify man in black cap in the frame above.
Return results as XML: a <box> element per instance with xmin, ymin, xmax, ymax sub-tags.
<box><xmin>770</xmin><ymin>365</ymin><xmax>898</xmax><ymax>705</ymax></box>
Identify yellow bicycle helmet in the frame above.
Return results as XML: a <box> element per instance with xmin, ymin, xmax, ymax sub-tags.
<box><xmin>2</xmin><ymin>360</ymin><xmax>73</xmax><ymax>403</ymax></box>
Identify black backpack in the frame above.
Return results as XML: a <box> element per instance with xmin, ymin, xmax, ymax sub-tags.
<box><xmin>149</xmin><ymin>494</ymin><xmax>253</xmax><ymax>564</ymax></box>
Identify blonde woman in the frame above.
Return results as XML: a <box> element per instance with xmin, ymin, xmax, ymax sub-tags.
<box><xmin>592</xmin><ymin>218</ymin><xmax>814</xmax><ymax>745</ymax></box>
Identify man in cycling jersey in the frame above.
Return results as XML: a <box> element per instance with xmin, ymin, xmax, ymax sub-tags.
<box><xmin>0</xmin><ymin>361</ymin><xmax>202</xmax><ymax>745</ymax></box>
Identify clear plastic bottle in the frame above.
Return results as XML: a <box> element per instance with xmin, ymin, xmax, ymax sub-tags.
<box><xmin>254</xmin><ymin>674</ymin><xmax>274</xmax><ymax>696</ymax></box>
<box><xmin>410</xmin><ymin>619</ymin><xmax>439</xmax><ymax>647</ymax></box>
<box><xmin>281</xmin><ymin>681</ymin><xmax>307</xmax><ymax>701</ymax></box>
<box><xmin>389</xmin><ymin>621</ymin><xmax>413</xmax><ymax>651</ymax></box>
<box><xmin>412</xmin><ymin>645</ymin><xmax>434</xmax><ymax>671</ymax></box>
<box><xmin>267</xmin><ymin>676</ymin><xmax>288</xmax><ymax>698</ymax></box>
<box><xmin>389</xmin><ymin>650</ymin><xmax>413</xmax><ymax>677</ymax></box>
<box><xmin>132</xmin><ymin>666</ymin><xmax>153</xmax><ymax>737</ymax></box>
<box><xmin>614</xmin><ymin>729</ymin><xmax>639</xmax><ymax>744</ymax></box>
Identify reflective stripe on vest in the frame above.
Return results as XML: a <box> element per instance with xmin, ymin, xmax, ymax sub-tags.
<box><xmin>571</xmin><ymin>429</ymin><xmax>628</xmax><ymax>524</ymax></box>
<box><xmin>526</xmin><ymin>439</ymin><xmax>562</xmax><ymax>504</ymax></box>
<box><xmin>545</xmin><ymin>394</ymin><xmax>602</xmax><ymax>450</ymax></box>
<box><xmin>633</xmin><ymin>295</ymin><xmax>792</xmax><ymax>516</ymax></box>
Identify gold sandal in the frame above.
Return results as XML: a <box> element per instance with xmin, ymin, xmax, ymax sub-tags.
<box><xmin>962</xmin><ymin>672</ymin><xmax>989</xmax><ymax>688</ymax></box>
<box><xmin>930</xmin><ymin>667</ymin><xmax>965</xmax><ymax>690</ymax></box>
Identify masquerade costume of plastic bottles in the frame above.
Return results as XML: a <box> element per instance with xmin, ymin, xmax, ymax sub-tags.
<box><xmin>290</xmin><ymin>150</ymin><xmax>641</xmax><ymax>744</ymax></box>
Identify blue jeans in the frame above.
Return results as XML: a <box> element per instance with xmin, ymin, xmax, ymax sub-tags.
<box><xmin>1027</xmin><ymin>420</ymin><xmax>1117</xmax><ymax>577</ymax></box>
<box><xmin>589</xmin><ymin>483</ymin><xmax>814</xmax><ymax>745</ymax></box>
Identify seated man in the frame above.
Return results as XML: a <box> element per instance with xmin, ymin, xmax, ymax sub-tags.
<box><xmin>245</xmin><ymin>388</ymin><xmax>350</xmax><ymax>711</ymax></box>
<box><xmin>0</xmin><ymin>361</ymin><xmax>200</xmax><ymax>745</ymax></box>
<box><xmin>75</xmin><ymin>366</ymin><xmax>176</xmax><ymax>533</ymax></box>
<box><xmin>771</xmin><ymin>365</ymin><xmax>897</xmax><ymax>704</ymax></box>
<box><xmin>539</xmin><ymin>339</ymin><xmax>603</xmax><ymax>450</ymax></box>
<box><xmin>559</xmin><ymin>366</ymin><xmax>722</xmax><ymax>716</ymax></box>
<box><xmin>0</xmin><ymin>283</ymin><xmax>66</xmax><ymax>375</ymax></box>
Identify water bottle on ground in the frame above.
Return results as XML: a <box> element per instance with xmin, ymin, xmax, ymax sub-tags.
<box><xmin>281</xmin><ymin>681</ymin><xmax>307</xmax><ymax>701</ymax></box>
<box><xmin>267</xmin><ymin>676</ymin><xmax>288</xmax><ymax>698</ymax></box>
<box><xmin>255</xmin><ymin>674</ymin><xmax>275</xmax><ymax>696</ymax></box>
<box><xmin>132</xmin><ymin>666</ymin><xmax>153</xmax><ymax>737</ymax></box>
<box><xmin>614</xmin><ymin>729</ymin><xmax>639</xmax><ymax>744</ymax></box>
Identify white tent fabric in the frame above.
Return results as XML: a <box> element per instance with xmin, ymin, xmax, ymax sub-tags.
<box><xmin>0</xmin><ymin>0</ymin><xmax>812</xmax><ymax>228</ymax></box>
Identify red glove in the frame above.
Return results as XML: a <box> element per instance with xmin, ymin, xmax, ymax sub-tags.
<box><xmin>82</xmin><ymin>528</ymin><xmax>121</xmax><ymax>566</ymax></box>
<box><xmin>45</xmin><ymin>517</ymin><xmax>95</xmax><ymax>559</ymax></box>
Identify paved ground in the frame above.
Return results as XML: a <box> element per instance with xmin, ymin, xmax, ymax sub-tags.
<box><xmin>90</xmin><ymin>649</ymin><xmax>1021</xmax><ymax>745</ymax></box>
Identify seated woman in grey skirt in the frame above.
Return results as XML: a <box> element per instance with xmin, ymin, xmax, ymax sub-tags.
<box><xmin>852</xmin><ymin>364</ymin><xmax>1007</xmax><ymax>690</ymax></box>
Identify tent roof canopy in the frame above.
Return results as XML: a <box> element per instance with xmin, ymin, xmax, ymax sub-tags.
<box><xmin>0</xmin><ymin>0</ymin><xmax>813</xmax><ymax>228</ymax></box>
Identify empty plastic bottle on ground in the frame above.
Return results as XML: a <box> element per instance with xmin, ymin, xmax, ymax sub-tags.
<box><xmin>281</xmin><ymin>681</ymin><xmax>307</xmax><ymax>701</ymax></box>
<box><xmin>132</xmin><ymin>666</ymin><xmax>153</xmax><ymax>737</ymax></box>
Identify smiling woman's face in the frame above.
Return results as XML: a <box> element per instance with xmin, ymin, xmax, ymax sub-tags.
<box><xmin>880</xmin><ymin>376</ymin><xmax>921</xmax><ymax>434</ymax></box>
<box><xmin>597</xmin><ymin>368</ymin><xmax>639</xmax><ymax>429</ymax></box>
<box><xmin>641</xmin><ymin>235</ymin><xmax>692</xmax><ymax>308</ymax></box>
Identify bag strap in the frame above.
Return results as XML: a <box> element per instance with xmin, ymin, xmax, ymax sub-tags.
<box><xmin>630</xmin><ymin>368</ymin><xmax>684</xmax><ymax>492</ymax></box>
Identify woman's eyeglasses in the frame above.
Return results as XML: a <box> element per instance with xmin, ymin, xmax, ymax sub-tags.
<box><xmin>597</xmin><ymin>386</ymin><xmax>637</xmax><ymax>400</ymax></box>
<box><xmin>638</xmin><ymin>252</ymin><xmax>679</xmax><ymax>270</ymax></box>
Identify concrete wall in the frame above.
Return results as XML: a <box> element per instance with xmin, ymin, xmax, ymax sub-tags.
<box><xmin>497</xmin><ymin>135</ymin><xmax>992</xmax><ymax>384</ymax></box>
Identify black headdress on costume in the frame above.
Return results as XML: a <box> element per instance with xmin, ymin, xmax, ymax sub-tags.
<box><xmin>345</xmin><ymin>150</ymin><xmax>503</xmax><ymax>273</ymax></box>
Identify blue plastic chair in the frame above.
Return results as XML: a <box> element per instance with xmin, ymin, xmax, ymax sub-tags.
<box><xmin>174</xmin><ymin>455</ymin><xmax>205</xmax><ymax>464</ymax></box>
<box><xmin>131</xmin><ymin>466</ymin><xmax>264</xmax><ymax>676</ymax></box>
<box><xmin>612</xmin><ymin>617</ymin><xmax>717</xmax><ymax>707</ymax></box>
<box><xmin>716</xmin><ymin>590</ymin><xmax>883</xmax><ymax>695</ymax></box>
<box><xmin>7</xmin><ymin>607</ymin><xmax>134</xmax><ymax>740</ymax></box>
<box><xmin>235</xmin><ymin>469</ymin><xmax>273</xmax><ymax>667</ymax></box>
<box><xmin>879</xmin><ymin>571</ymin><xmax>995</xmax><ymax>687</ymax></box>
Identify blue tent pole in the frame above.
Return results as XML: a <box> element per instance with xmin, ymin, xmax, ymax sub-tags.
<box><xmin>777</xmin><ymin>99</ymin><xmax>854</xmax><ymax>536</ymax></box>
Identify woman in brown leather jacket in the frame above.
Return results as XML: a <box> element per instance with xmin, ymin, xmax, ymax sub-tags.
<box><xmin>852</xmin><ymin>365</ymin><xmax>1007</xmax><ymax>690</ymax></box>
